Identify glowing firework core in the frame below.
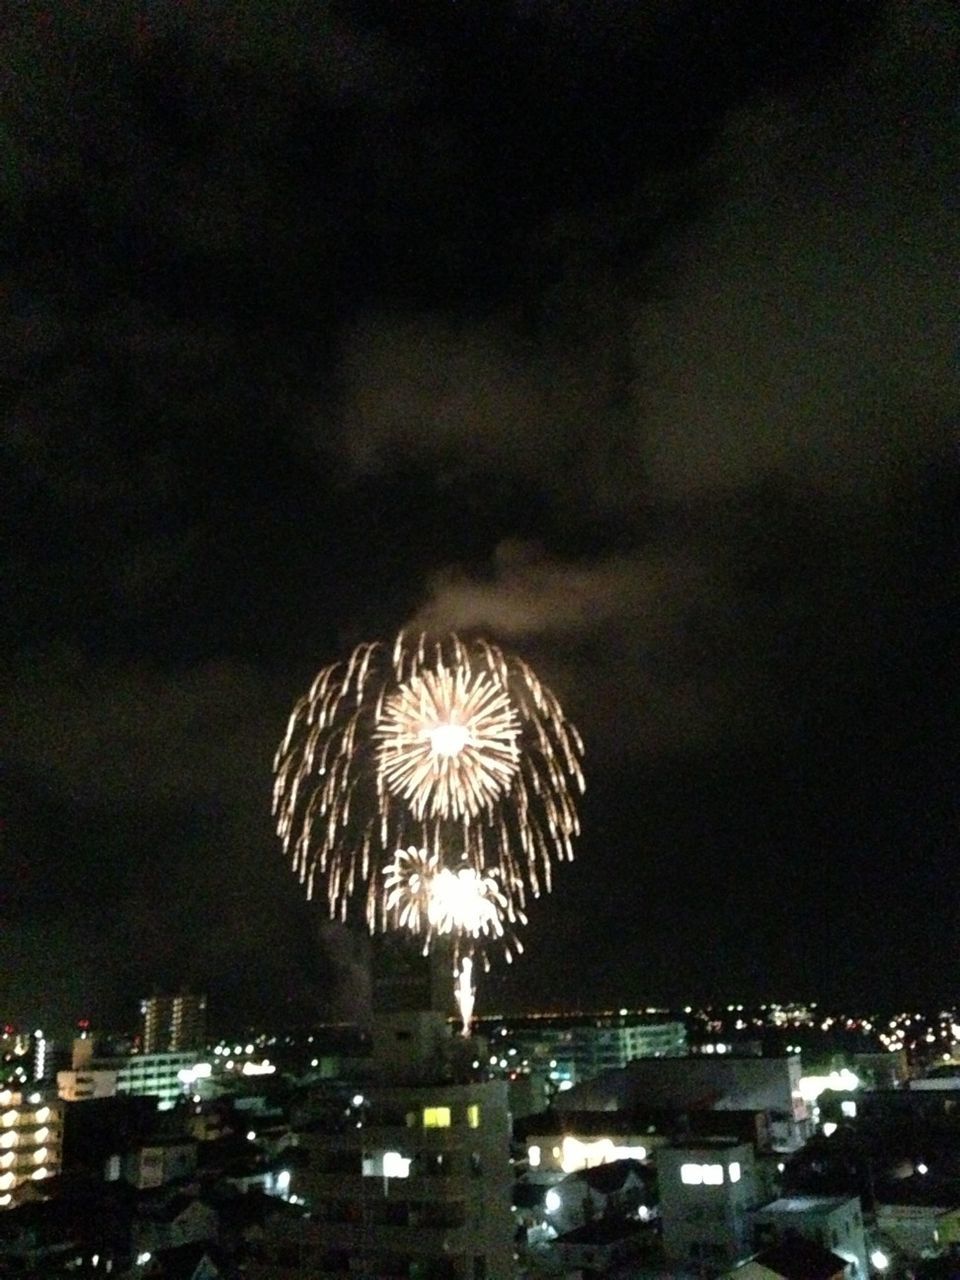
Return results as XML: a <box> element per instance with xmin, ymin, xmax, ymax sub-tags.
<box><xmin>428</xmin><ymin>722</ymin><xmax>470</xmax><ymax>757</ymax></box>
<box><xmin>377</xmin><ymin>666</ymin><xmax>521</xmax><ymax>821</ymax></box>
<box><xmin>384</xmin><ymin>847</ymin><xmax>514</xmax><ymax>946</ymax></box>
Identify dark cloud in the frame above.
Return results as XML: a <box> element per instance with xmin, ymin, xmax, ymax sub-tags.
<box><xmin>3</xmin><ymin>0</ymin><xmax>957</xmax><ymax>1028</ymax></box>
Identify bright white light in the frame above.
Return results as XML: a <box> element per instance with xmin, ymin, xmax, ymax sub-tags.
<box><xmin>31</xmin><ymin>1167</ymin><xmax>48</xmax><ymax>1180</ymax></box>
<box><xmin>917</xmin><ymin>1162</ymin><xmax>928</xmax><ymax>1175</ymax></box>
<box><xmin>557</xmin><ymin>1080</ymin><xmax>573</xmax><ymax>1092</ymax></box>
<box><xmin>276</xmin><ymin>1170</ymin><xmax>291</xmax><ymax>1193</ymax></box>
<box><xmin>681</xmin><ymin>1163</ymin><xmax>704</xmax><ymax>1185</ymax></box>
<box><xmin>34</xmin><ymin>1147</ymin><xmax>48</xmax><ymax>1163</ymax></box>
<box><xmin>841</xmin><ymin>1100</ymin><xmax>857</xmax><ymax>1118</ymax></box>
<box><xmin>382</xmin><ymin>1151</ymin><xmax>411</xmax><ymax>1178</ymax></box>
<box><xmin>871</xmin><ymin>1249</ymin><xmax>889</xmax><ymax>1271</ymax></box>
<box><xmin>136</xmin><ymin>1252</ymin><xmax>152</xmax><ymax>1266</ymax></box>
<box><xmin>528</xmin><ymin>1144</ymin><xmax>541</xmax><ymax>1168</ymax></box>
<box><xmin>729</xmin><ymin>1161</ymin><xmax>741</xmax><ymax>1183</ymax></box>
<box><xmin>241</xmin><ymin>1061</ymin><xmax>275</xmax><ymax>1076</ymax></box>
<box><xmin>545</xmin><ymin>1188</ymin><xmax>562</xmax><ymax>1214</ymax></box>
<box><xmin>702</xmin><ymin>1163</ymin><xmax>723</xmax><ymax>1185</ymax></box>
<box><xmin>799</xmin><ymin>1069</ymin><xmax>860</xmax><ymax>1103</ymax></box>
<box><xmin>352</xmin><ymin>1093</ymin><xmax>365</xmax><ymax>1107</ymax></box>
<box><xmin>0</xmin><ymin>1194</ymin><xmax>10</xmax><ymax>1207</ymax></box>
<box><xmin>823</xmin><ymin>1122</ymin><xmax>837</xmax><ymax>1137</ymax></box>
<box><xmin>428</xmin><ymin>722</ymin><xmax>470</xmax><ymax>757</ymax></box>
<box><xmin>36</xmin><ymin>1107</ymin><xmax>49</xmax><ymax>1123</ymax></box>
<box><xmin>0</xmin><ymin>1173</ymin><xmax>14</xmax><ymax>1190</ymax></box>
<box><xmin>246</xmin><ymin>1131</ymin><xmax>257</xmax><ymax>1142</ymax></box>
<box><xmin>2</xmin><ymin>1111</ymin><xmax>16</xmax><ymax>1128</ymax></box>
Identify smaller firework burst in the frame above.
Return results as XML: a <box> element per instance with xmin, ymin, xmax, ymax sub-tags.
<box><xmin>383</xmin><ymin>846</ymin><xmax>524</xmax><ymax>954</ymax></box>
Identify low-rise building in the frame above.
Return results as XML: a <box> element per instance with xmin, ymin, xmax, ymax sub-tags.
<box><xmin>875</xmin><ymin>1182</ymin><xmax>960</xmax><ymax>1259</ymax></box>
<box><xmin>659</xmin><ymin>1139</ymin><xmax>758</xmax><ymax>1270</ymax></box>
<box><xmin>752</xmin><ymin>1196</ymin><xmax>868</xmax><ymax>1280</ymax></box>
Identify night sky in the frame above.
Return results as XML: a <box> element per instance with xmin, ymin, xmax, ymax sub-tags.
<box><xmin>4</xmin><ymin>0</ymin><xmax>958</xmax><ymax>1034</ymax></box>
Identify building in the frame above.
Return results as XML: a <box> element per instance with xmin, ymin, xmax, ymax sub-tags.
<box><xmin>559</xmin><ymin>1054</ymin><xmax>810</xmax><ymax>1151</ymax></box>
<box><xmin>751</xmin><ymin>1196</ymin><xmax>868</xmax><ymax>1280</ymax></box>
<box><xmin>542</xmin><ymin>1157</ymin><xmax>653</xmax><ymax>1234</ymax></box>
<box><xmin>659</xmin><ymin>1139</ymin><xmax>758</xmax><ymax>1270</ymax></box>
<box><xmin>57</xmin><ymin>1036</ymin><xmax>117</xmax><ymax>1103</ymax></box>
<box><xmin>874</xmin><ymin>1182</ymin><xmax>960</xmax><ymax>1259</ymax></box>
<box><xmin>141</xmin><ymin>993</ymin><xmax>207</xmax><ymax>1055</ymax></box>
<box><xmin>0</xmin><ymin>1088</ymin><xmax>63</xmax><ymax>1208</ymax></box>
<box><xmin>291</xmin><ymin>1011</ymin><xmax>515</xmax><ymax>1279</ymax></box>
<box><xmin>115</xmin><ymin>1052</ymin><xmax>196</xmax><ymax>1110</ymax></box>
<box><xmin>497</xmin><ymin>1018</ymin><xmax>687</xmax><ymax>1088</ymax></box>
<box><xmin>727</xmin><ymin>1238</ymin><xmax>852</xmax><ymax>1280</ymax></box>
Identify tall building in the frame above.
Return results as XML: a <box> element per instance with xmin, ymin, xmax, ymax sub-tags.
<box><xmin>371</xmin><ymin>935</ymin><xmax>454</xmax><ymax>1016</ymax></box>
<box><xmin>0</xmin><ymin>1088</ymin><xmax>63</xmax><ymax>1209</ymax></box>
<box><xmin>140</xmin><ymin>992</ymin><xmax>206</xmax><ymax>1054</ymax></box>
<box><xmin>292</xmin><ymin>1010</ymin><xmax>516</xmax><ymax>1279</ymax></box>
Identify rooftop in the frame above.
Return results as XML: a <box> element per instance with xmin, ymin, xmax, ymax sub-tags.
<box><xmin>756</xmin><ymin>1196</ymin><xmax>854</xmax><ymax>1217</ymax></box>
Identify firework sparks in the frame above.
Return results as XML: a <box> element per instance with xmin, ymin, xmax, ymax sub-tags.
<box><xmin>383</xmin><ymin>846</ymin><xmax>523</xmax><ymax>955</ymax></box>
<box><xmin>454</xmin><ymin>957</ymin><xmax>475</xmax><ymax>1037</ymax></box>
<box><xmin>273</xmin><ymin>631</ymin><xmax>584</xmax><ymax>1014</ymax></box>
<box><xmin>274</xmin><ymin>632</ymin><xmax>583</xmax><ymax>930</ymax></box>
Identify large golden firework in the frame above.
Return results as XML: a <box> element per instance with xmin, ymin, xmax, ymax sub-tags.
<box><xmin>273</xmin><ymin>632</ymin><xmax>584</xmax><ymax>933</ymax></box>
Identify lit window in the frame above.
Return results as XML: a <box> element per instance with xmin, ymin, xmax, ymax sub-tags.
<box><xmin>729</xmin><ymin>1162</ymin><xmax>741</xmax><ymax>1183</ymax></box>
<box><xmin>382</xmin><ymin>1151</ymin><xmax>411</xmax><ymax>1179</ymax></box>
<box><xmin>1</xmin><ymin>1112</ymin><xmax>16</xmax><ymax>1128</ymax></box>
<box><xmin>841</xmin><ymin>1100</ymin><xmax>857</xmax><ymax>1118</ymax></box>
<box><xmin>467</xmin><ymin>1104</ymin><xmax>480</xmax><ymax>1129</ymax></box>
<box><xmin>35</xmin><ymin>1108</ymin><xmax>50</xmax><ymax>1123</ymax></box>
<box><xmin>681</xmin><ymin>1163</ymin><xmax>703</xmax><ymax>1185</ymax></box>
<box><xmin>702</xmin><ymin>1164</ymin><xmax>724</xmax><ymax>1185</ymax></box>
<box><xmin>528</xmin><ymin>1145</ymin><xmax>541</xmax><ymax>1168</ymax></box>
<box><xmin>423</xmin><ymin>1107</ymin><xmax>451</xmax><ymax>1128</ymax></box>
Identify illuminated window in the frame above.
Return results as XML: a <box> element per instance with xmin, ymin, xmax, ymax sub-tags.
<box><xmin>382</xmin><ymin>1151</ymin><xmax>411</xmax><ymax>1178</ymax></box>
<box><xmin>682</xmin><ymin>1162</ymin><xmax>724</xmax><ymax>1186</ymax></box>
<box><xmin>729</xmin><ymin>1162</ymin><xmax>741</xmax><ymax>1183</ymax></box>
<box><xmin>423</xmin><ymin>1107</ymin><xmax>451</xmax><ymax>1128</ymax></box>
<box><xmin>467</xmin><ymin>1104</ymin><xmax>480</xmax><ymax>1129</ymax></box>
<box><xmin>528</xmin><ymin>1145</ymin><xmax>541</xmax><ymax>1168</ymax></box>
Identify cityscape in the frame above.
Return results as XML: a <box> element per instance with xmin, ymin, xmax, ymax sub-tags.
<box><xmin>5</xmin><ymin>991</ymin><xmax>960</xmax><ymax>1276</ymax></box>
<box><xmin>5</xmin><ymin>0</ymin><xmax>957</xmax><ymax>1278</ymax></box>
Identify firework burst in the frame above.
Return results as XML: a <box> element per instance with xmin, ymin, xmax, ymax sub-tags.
<box><xmin>273</xmin><ymin>632</ymin><xmax>584</xmax><ymax>938</ymax></box>
<box><xmin>383</xmin><ymin>845</ymin><xmax>525</xmax><ymax>959</ymax></box>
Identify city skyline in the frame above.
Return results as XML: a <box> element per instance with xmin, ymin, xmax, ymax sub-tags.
<box><xmin>4</xmin><ymin>0</ymin><xmax>958</xmax><ymax>1028</ymax></box>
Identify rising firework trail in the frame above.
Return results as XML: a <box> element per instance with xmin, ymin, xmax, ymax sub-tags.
<box><xmin>273</xmin><ymin>631</ymin><xmax>584</xmax><ymax>1027</ymax></box>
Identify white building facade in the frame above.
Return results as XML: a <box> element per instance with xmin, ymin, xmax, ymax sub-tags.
<box><xmin>0</xmin><ymin>1089</ymin><xmax>63</xmax><ymax>1208</ymax></box>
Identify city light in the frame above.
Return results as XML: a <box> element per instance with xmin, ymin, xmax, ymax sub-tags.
<box><xmin>545</xmin><ymin>1188</ymin><xmax>562</xmax><ymax>1214</ymax></box>
<box><xmin>871</xmin><ymin>1249</ymin><xmax>889</xmax><ymax>1271</ymax></box>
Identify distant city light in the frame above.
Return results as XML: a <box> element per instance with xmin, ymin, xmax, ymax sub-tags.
<box><xmin>871</xmin><ymin>1249</ymin><xmax>889</xmax><ymax>1271</ymax></box>
<box><xmin>545</xmin><ymin>1188</ymin><xmax>561</xmax><ymax>1214</ymax></box>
